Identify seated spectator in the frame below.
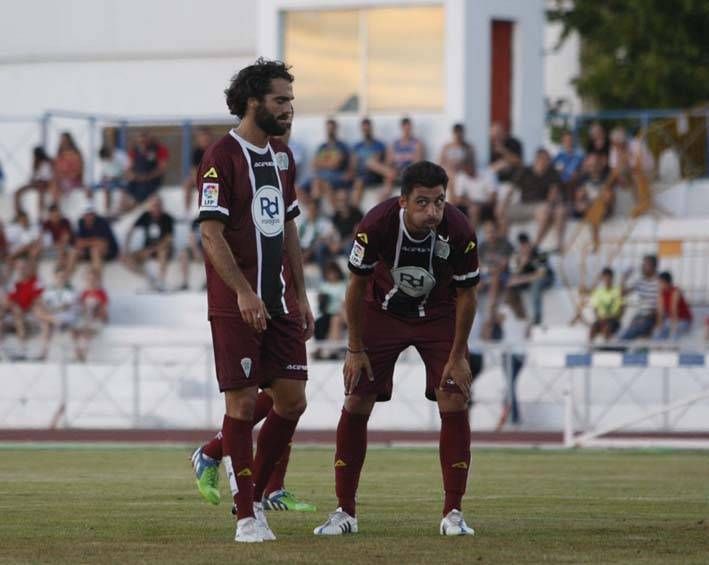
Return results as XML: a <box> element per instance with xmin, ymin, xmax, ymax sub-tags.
<box><xmin>313</xmin><ymin>261</ymin><xmax>348</xmax><ymax>357</ymax></box>
<box><xmin>94</xmin><ymin>143</ymin><xmax>129</xmax><ymax>215</ymax></box>
<box><xmin>478</xmin><ymin>219</ymin><xmax>514</xmax><ymax>312</ymax></box>
<box><xmin>13</xmin><ymin>146</ymin><xmax>54</xmax><ymax>217</ymax></box>
<box><xmin>75</xmin><ymin>204</ymin><xmax>119</xmax><ymax>274</ymax></box>
<box><xmin>489</xmin><ymin>122</ymin><xmax>524</xmax><ymax>183</ymax></box>
<box><xmin>552</xmin><ymin>130</ymin><xmax>584</xmax><ymax>186</ymax></box>
<box><xmin>5</xmin><ymin>211</ymin><xmax>42</xmax><ymax>268</ymax></box>
<box><xmin>571</xmin><ymin>153</ymin><xmax>614</xmax><ymax>252</ymax></box>
<box><xmin>182</xmin><ymin>128</ymin><xmax>213</xmax><ymax>214</ymax></box>
<box><xmin>451</xmin><ymin>167</ymin><xmax>498</xmax><ymax>227</ymax></box>
<box><xmin>440</xmin><ymin>123</ymin><xmax>476</xmax><ymax>187</ymax></box>
<box><xmin>117</xmin><ymin>132</ymin><xmax>169</xmax><ymax>215</ymax></box>
<box><xmin>75</xmin><ymin>268</ymin><xmax>109</xmax><ymax>361</ymax></box>
<box><xmin>41</xmin><ymin>204</ymin><xmax>76</xmax><ymax>273</ymax></box>
<box><xmin>654</xmin><ymin>271</ymin><xmax>692</xmax><ymax>340</ymax></box>
<box><xmin>383</xmin><ymin>117</ymin><xmax>425</xmax><ymax>199</ymax></box>
<box><xmin>34</xmin><ymin>265</ymin><xmax>81</xmax><ymax>360</ymax></box>
<box><xmin>589</xmin><ymin>267</ymin><xmax>624</xmax><ymax>341</ymax></box>
<box><xmin>331</xmin><ymin>189</ymin><xmax>363</xmax><ymax>256</ymax></box>
<box><xmin>585</xmin><ymin>121</ymin><xmax>610</xmax><ymax>161</ymax></box>
<box><xmin>351</xmin><ymin>118</ymin><xmax>392</xmax><ymax>207</ymax></box>
<box><xmin>122</xmin><ymin>195</ymin><xmax>174</xmax><ymax>291</ymax></box>
<box><xmin>507</xmin><ymin>233</ymin><xmax>554</xmax><ymax>326</ymax></box>
<box><xmin>502</xmin><ymin>148</ymin><xmax>566</xmax><ymax>252</ymax></box>
<box><xmin>50</xmin><ymin>132</ymin><xmax>84</xmax><ymax>205</ymax></box>
<box><xmin>178</xmin><ymin>218</ymin><xmax>204</xmax><ymax>291</ymax></box>
<box><xmin>279</xmin><ymin>127</ymin><xmax>307</xmax><ymax>200</ymax></box>
<box><xmin>6</xmin><ymin>258</ymin><xmax>43</xmax><ymax>358</ymax></box>
<box><xmin>620</xmin><ymin>255</ymin><xmax>659</xmax><ymax>340</ymax></box>
<box><xmin>309</xmin><ymin>119</ymin><xmax>352</xmax><ymax>204</ymax></box>
<box><xmin>298</xmin><ymin>200</ymin><xmax>337</xmax><ymax>268</ymax></box>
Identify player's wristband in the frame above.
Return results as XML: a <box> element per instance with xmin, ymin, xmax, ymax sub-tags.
<box><xmin>347</xmin><ymin>347</ymin><xmax>368</xmax><ymax>354</ymax></box>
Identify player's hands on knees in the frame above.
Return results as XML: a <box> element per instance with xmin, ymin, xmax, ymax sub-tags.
<box><xmin>343</xmin><ymin>350</ymin><xmax>374</xmax><ymax>395</ymax></box>
<box><xmin>299</xmin><ymin>301</ymin><xmax>315</xmax><ymax>341</ymax></box>
<box><xmin>441</xmin><ymin>356</ymin><xmax>472</xmax><ymax>401</ymax></box>
<box><xmin>237</xmin><ymin>289</ymin><xmax>270</xmax><ymax>332</ymax></box>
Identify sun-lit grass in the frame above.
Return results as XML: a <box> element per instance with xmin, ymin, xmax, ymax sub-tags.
<box><xmin>0</xmin><ymin>446</ymin><xmax>707</xmax><ymax>564</ymax></box>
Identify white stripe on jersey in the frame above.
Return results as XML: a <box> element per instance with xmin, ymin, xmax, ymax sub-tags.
<box><xmin>287</xmin><ymin>199</ymin><xmax>299</xmax><ymax>213</ymax></box>
<box><xmin>268</xmin><ymin>145</ymin><xmax>289</xmax><ymax>315</ymax></box>
<box><xmin>453</xmin><ymin>269</ymin><xmax>480</xmax><ymax>281</ymax></box>
<box><xmin>199</xmin><ymin>205</ymin><xmax>230</xmax><ymax>216</ymax></box>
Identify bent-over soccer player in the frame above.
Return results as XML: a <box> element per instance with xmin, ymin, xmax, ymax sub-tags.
<box><xmin>314</xmin><ymin>161</ymin><xmax>480</xmax><ymax>537</ymax></box>
<box><xmin>191</xmin><ymin>58</ymin><xmax>314</xmax><ymax>543</ymax></box>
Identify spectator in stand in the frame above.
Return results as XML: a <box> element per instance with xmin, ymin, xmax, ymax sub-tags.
<box><xmin>117</xmin><ymin>132</ymin><xmax>169</xmax><ymax>215</ymax></box>
<box><xmin>503</xmin><ymin>148</ymin><xmax>567</xmax><ymax>252</ymax></box>
<box><xmin>609</xmin><ymin>126</ymin><xmax>655</xmax><ymax>189</ymax></box>
<box><xmin>589</xmin><ymin>267</ymin><xmax>624</xmax><ymax>341</ymax></box>
<box><xmin>310</xmin><ymin>119</ymin><xmax>352</xmax><ymax>204</ymax></box>
<box><xmin>552</xmin><ymin>130</ymin><xmax>584</xmax><ymax>186</ymax></box>
<box><xmin>313</xmin><ymin>261</ymin><xmax>348</xmax><ymax>358</ymax></box>
<box><xmin>439</xmin><ymin>123</ymin><xmax>476</xmax><ymax>189</ymax></box>
<box><xmin>280</xmin><ymin>127</ymin><xmax>307</xmax><ymax>197</ymax></box>
<box><xmin>654</xmin><ymin>272</ymin><xmax>692</xmax><ymax>340</ymax></box>
<box><xmin>383</xmin><ymin>117</ymin><xmax>424</xmax><ymax>198</ymax></box>
<box><xmin>182</xmin><ymin>127</ymin><xmax>214</xmax><ymax>214</ymax></box>
<box><xmin>41</xmin><ymin>204</ymin><xmax>76</xmax><ymax>273</ymax></box>
<box><xmin>6</xmin><ymin>258</ymin><xmax>43</xmax><ymax>358</ymax></box>
<box><xmin>94</xmin><ymin>143</ymin><xmax>129</xmax><ymax>215</ymax></box>
<box><xmin>34</xmin><ymin>264</ymin><xmax>81</xmax><ymax>360</ymax></box>
<box><xmin>13</xmin><ymin>146</ymin><xmax>54</xmax><ymax>217</ymax></box>
<box><xmin>571</xmin><ymin>153</ymin><xmax>613</xmax><ymax>220</ymax></box>
<box><xmin>75</xmin><ymin>204</ymin><xmax>119</xmax><ymax>274</ymax></box>
<box><xmin>620</xmin><ymin>255</ymin><xmax>659</xmax><ymax>340</ymax></box>
<box><xmin>75</xmin><ymin>268</ymin><xmax>109</xmax><ymax>361</ymax></box>
<box><xmin>507</xmin><ymin>232</ymin><xmax>554</xmax><ymax>326</ymax></box>
<box><xmin>450</xmin><ymin>167</ymin><xmax>499</xmax><ymax>228</ymax></box>
<box><xmin>585</xmin><ymin>121</ymin><xmax>610</xmax><ymax>161</ymax></box>
<box><xmin>50</xmin><ymin>132</ymin><xmax>84</xmax><ymax>205</ymax></box>
<box><xmin>298</xmin><ymin>199</ymin><xmax>337</xmax><ymax>268</ymax></box>
<box><xmin>351</xmin><ymin>118</ymin><xmax>392</xmax><ymax>207</ymax></box>
<box><xmin>489</xmin><ymin>122</ymin><xmax>524</xmax><ymax>182</ymax></box>
<box><xmin>478</xmin><ymin>219</ymin><xmax>514</xmax><ymax>312</ymax></box>
<box><xmin>177</xmin><ymin>218</ymin><xmax>204</xmax><ymax>291</ymax></box>
<box><xmin>330</xmin><ymin>189</ymin><xmax>363</xmax><ymax>256</ymax></box>
<box><xmin>122</xmin><ymin>195</ymin><xmax>174</xmax><ymax>291</ymax></box>
<box><xmin>5</xmin><ymin>211</ymin><xmax>42</xmax><ymax>270</ymax></box>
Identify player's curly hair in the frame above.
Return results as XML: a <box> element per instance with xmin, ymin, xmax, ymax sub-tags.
<box><xmin>225</xmin><ymin>57</ymin><xmax>294</xmax><ymax>118</ymax></box>
<box><xmin>401</xmin><ymin>160</ymin><xmax>448</xmax><ymax>197</ymax></box>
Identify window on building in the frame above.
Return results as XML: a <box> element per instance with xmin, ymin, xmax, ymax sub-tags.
<box><xmin>283</xmin><ymin>5</ymin><xmax>444</xmax><ymax>114</ymax></box>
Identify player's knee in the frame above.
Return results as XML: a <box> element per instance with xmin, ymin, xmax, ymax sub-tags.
<box><xmin>276</xmin><ymin>396</ymin><xmax>307</xmax><ymax>420</ymax></box>
<box><xmin>344</xmin><ymin>393</ymin><xmax>376</xmax><ymax>415</ymax></box>
<box><xmin>437</xmin><ymin>390</ymin><xmax>468</xmax><ymax>412</ymax></box>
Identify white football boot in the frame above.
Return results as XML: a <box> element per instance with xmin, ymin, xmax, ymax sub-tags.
<box><xmin>313</xmin><ymin>507</ymin><xmax>358</xmax><ymax>535</ymax></box>
<box><xmin>234</xmin><ymin>517</ymin><xmax>263</xmax><ymax>543</ymax></box>
<box><xmin>439</xmin><ymin>509</ymin><xmax>475</xmax><ymax>536</ymax></box>
<box><xmin>253</xmin><ymin>501</ymin><xmax>276</xmax><ymax>541</ymax></box>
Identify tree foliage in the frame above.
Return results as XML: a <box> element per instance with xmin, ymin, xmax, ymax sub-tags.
<box><xmin>548</xmin><ymin>0</ymin><xmax>709</xmax><ymax>109</ymax></box>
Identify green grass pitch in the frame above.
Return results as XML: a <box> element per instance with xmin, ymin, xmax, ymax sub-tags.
<box><xmin>0</xmin><ymin>446</ymin><xmax>707</xmax><ymax>564</ymax></box>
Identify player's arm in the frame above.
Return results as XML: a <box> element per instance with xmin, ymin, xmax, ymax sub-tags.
<box><xmin>200</xmin><ymin>219</ymin><xmax>269</xmax><ymax>332</ymax></box>
<box><xmin>441</xmin><ymin>286</ymin><xmax>477</xmax><ymax>400</ymax></box>
<box><xmin>343</xmin><ymin>272</ymin><xmax>373</xmax><ymax>394</ymax></box>
<box><xmin>283</xmin><ymin>219</ymin><xmax>314</xmax><ymax>340</ymax></box>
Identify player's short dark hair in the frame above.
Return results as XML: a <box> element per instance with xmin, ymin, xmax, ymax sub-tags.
<box><xmin>400</xmin><ymin>161</ymin><xmax>448</xmax><ymax>197</ymax></box>
<box><xmin>225</xmin><ymin>57</ymin><xmax>294</xmax><ymax>118</ymax></box>
<box><xmin>659</xmin><ymin>271</ymin><xmax>672</xmax><ymax>284</ymax></box>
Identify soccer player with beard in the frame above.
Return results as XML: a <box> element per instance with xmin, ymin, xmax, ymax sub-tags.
<box><xmin>313</xmin><ymin>161</ymin><xmax>480</xmax><ymax>537</ymax></box>
<box><xmin>190</xmin><ymin>58</ymin><xmax>314</xmax><ymax>543</ymax></box>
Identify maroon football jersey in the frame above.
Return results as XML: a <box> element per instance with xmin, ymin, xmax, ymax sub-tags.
<box><xmin>348</xmin><ymin>198</ymin><xmax>479</xmax><ymax>319</ymax></box>
<box><xmin>197</xmin><ymin>130</ymin><xmax>300</xmax><ymax>318</ymax></box>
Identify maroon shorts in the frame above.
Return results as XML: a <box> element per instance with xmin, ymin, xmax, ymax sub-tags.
<box><xmin>209</xmin><ymin>313</ymin><xmax>307</xmax><ymax>392</ymax></box>
<box><xmin>353</xmin><ymin>305</ymin><xmax>463</xmax><ymax>402</ymax></box>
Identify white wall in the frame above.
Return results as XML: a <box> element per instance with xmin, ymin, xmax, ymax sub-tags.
<box><xmin>544</xmin><ymin>21</ymin><xmax>582</xmax><ymax>113</ymax></box>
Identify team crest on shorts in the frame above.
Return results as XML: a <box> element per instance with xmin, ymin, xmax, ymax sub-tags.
<box><xmin>241</xmin><ymin>357</ymin><xmax>252</xmax><ymax>378</ymax></box>
<box><xmin>275</xmin><ymin>152</ymin><xmax>289</xmax><ymax>171</ymax></box>
<box><xmin>201</xmin><ymin>183</ymin><xmax>219</xmax><ymax>208</ymax></box>
<box><xmin>350</xmin><ymin>241</ymin><xmax>365</xmax><ymax>266</ymax></box>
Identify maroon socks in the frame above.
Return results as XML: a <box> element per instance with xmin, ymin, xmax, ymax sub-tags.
<box><xmin>439</xmin><ymin>410</ymin><xmax>471</xmax><ymax>515</ymax></box>
<box><xmin>334</xmin><ymin>409</ymin><xmax>370</xmax><ymax>517</ymax></box>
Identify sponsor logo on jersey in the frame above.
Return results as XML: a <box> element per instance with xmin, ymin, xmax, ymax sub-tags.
<box><xmin>240</xmin><ymin>357</ymin><xmax>252</xmax><ymax>378</ymax></box>
<box><xmin>275</xmin><ymin>151</ymin><xmax>289</xmax><ymax>171</ymax></box>
<box><xmin>334</xmin><ymin>459</ymin><xmax>347</xmax><ymax>467</ymax></box>
<box><xmin>237</xmin><ymin>468</ymin><xmax>253</xmax><ymax>477</ymax></box>
<box><xmin>251</xmin><ymin>185</ymin><xmax>284</xmax><ymax>237</ymax></box>
<box><xmin>349</xmin><ymin>241</ymin><xmax>365</xmax><ymax>266</ymax></box>
<box><xmin>201</xmin><ymin>183</ymin><xmax>219</xmax><ymax>208</ymax></box>
<box><xmin>402</xmin><ymin>245</ymin><xmax>431</xmax><ymax>253</ymax></box>
<box><xmin>464</xmin><ymin>241</ymin><xmax>476</xmax><ymax>254</ymax></box>
<box><xmin>285</xmin><ymin>364</ymin><xmax>308</xmax><ymax>371</ymax></box>
<box><xmin>253</xmin><ymin>160</ymin><xmax>274</xmax><ymax>168</ymax></box>
<box><xmin>451</xmin><ymin>461</ymin><xmax>468</xmax><ymax>469</ymax></box>
<box><xmin>203</xmin><ymin>166</ymin><xmax>218</xmax><ymax>179</ymax></box>
<box><xmin>390</xmin><ymin>266</ymin><xmax>436</xmax><ymax>298</ymax></box>
<box><xmin>356</xmin><ymin>232</ymin><xmax>368</xmax><ymax>244</ymax></box>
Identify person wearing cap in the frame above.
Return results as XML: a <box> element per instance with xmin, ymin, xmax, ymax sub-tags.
<box><xmin>75</xmin><ymin>203</ymin><xmax>119</xmax><ymax>274</ymax></box>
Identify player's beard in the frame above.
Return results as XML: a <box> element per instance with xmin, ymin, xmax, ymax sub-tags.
<box><xmin>254</xmin><ymin>104</ymin><xmax>290</xmax><ymax>136</ymax></box>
